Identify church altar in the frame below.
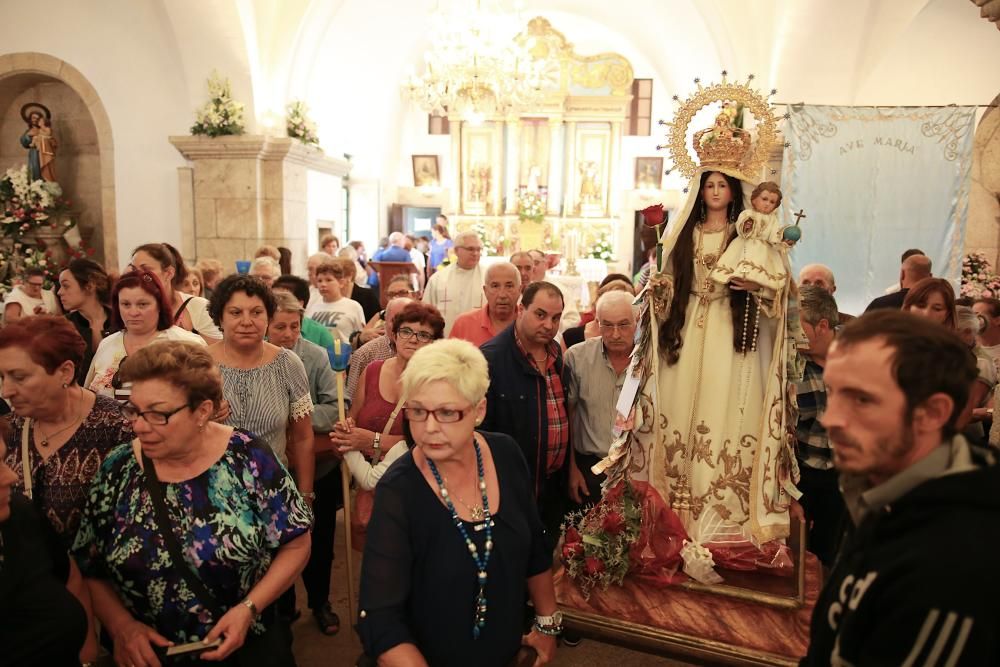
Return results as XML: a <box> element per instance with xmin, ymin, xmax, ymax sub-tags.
<box><xmin>442</xmin><ymin>18</ymin><xmax>633</xmax><ymax>268</ymax></box>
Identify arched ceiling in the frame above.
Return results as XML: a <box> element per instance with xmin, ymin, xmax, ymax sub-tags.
<box><xmin>163</xmin><ymin>0</ymin><xmax>1000</xmax><ymax>178</ymax></box>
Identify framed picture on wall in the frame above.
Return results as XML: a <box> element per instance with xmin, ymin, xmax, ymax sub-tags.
<box><xmin>635</xmin><ymin>157</ymin><xmax>664</xmax><ymax>190</ymax></box>
<box><xmin>412</xmin><ymin>155</ymin><xmax>440</xmax><ymax>187</ymax></box>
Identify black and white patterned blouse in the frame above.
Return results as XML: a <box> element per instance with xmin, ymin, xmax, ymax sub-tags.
<box><xmin>218</xmin><ymin>347</ymin><xmax>313</xmax><ymax>463</ymax></box>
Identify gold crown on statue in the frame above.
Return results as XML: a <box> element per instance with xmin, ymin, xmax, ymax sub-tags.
<box><xmin>657</xmin><ymin>72</ymin><xmax>783</xmax><ymax>182</ymax></box>
<box><xmin>692</xmin><ymin>106</ymin><xmax>752</xmax><ymax>168</ymax></box>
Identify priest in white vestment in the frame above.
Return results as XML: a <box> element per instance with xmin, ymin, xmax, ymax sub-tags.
<box><xmin>423</xmin><ymin>231</ymin><xmax>485</xmax><ymax>335</ymax></box>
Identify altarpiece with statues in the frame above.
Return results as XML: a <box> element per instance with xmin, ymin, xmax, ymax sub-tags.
<box><xmin>445</xmin><ymin>18</ymin><xmax>630</xmax><ymax>269</ymax></box>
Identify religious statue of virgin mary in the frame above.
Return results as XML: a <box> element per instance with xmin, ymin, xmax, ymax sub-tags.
<box><xmin>595</xmin><ymin>78</ymin><xmax>800</xmax><ymax>581</ymax></box>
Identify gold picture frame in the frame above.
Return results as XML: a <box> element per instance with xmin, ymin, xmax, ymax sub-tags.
<box><xmin>412</xmin><ymin>155</ymin><xmax>440</xmax><ymax>187</ymax></box>
<box><xmin>635</xmin><ymin>157</ymin><xmax>664</xmax><ymax>190</ymax></box>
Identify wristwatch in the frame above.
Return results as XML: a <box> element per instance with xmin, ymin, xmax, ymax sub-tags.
<box><xmin>534</xmin><ymin>611</ymin><xmax>563</xmax><ymax>635</ymax></box>
<box><xmin>373</xmin><ymin>432</ymin><xmax>382</xmax><ymax>456</ymax></box>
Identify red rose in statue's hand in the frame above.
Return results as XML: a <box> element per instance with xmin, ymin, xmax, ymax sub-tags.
<box><xmin>641</xmin><ymin>204</ymin><xmax>666</xmax><ymax>227</ymax></box>
<box><xmin>584</xmin><ymin>557</ymin><xmax>606</xmax><ymax>575</ymax></box>
<box><xmin>602</xmin><ymin>511</ymin><xmax>626</xmax><ymax>535</ymax></box>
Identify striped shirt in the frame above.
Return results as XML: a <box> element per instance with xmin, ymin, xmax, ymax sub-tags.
<box><xmin>219</xmin><ymin>347</ymin><xmax>313</xmax><ymax>464</ymax></box>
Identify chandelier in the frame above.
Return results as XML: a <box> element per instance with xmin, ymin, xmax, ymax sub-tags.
<box><xmin>402</xmin><ymin>0</ymin><xmax>547</xmax><ymax>125</ymax></box>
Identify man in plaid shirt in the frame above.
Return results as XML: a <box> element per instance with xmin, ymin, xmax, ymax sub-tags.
<box><xmin>796</xmin><ymin>285</ymin><xmax>847</xmax><ymax>565</ymax></box>
<box><xmin>480</xmin><ymin>281</ymin><xmax>569</xmax><ymax>547</ymax></box>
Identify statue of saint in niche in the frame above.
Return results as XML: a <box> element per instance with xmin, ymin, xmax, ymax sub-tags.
<box><xmin>20</xmin><ymin>103</ymin><xmax>58</xmax><ymax>182</ymax></box>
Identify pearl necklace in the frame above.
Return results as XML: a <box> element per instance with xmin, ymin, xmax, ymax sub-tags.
<box><xmin>427</xmin><ymin>437</ymin><xmax>493</xmax><ymax>639</ymax></box>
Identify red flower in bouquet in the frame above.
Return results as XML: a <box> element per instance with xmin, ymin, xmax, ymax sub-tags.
<box><xmin>640</xmin><ymin>204</ymin><xmax>665</xmax><ymax>227</ymax></box>
<box><xmin>601</xmin><ymin>510</ymin><xmax>626</xmax><ymax>535</ymax></box>
<box><xmin>562</xmin><ymin>526</ymin><xmax>583</xmax><ymax>560</ymax></box>
<box><xmin>584</xmin><ymin>556</ymin><xmax>605</xmax><ymax>576</ymax></box>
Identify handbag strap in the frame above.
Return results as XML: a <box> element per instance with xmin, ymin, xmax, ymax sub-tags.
<box><xmin>21</xmin><ymin>418</ymin><xmax>33</xmax><ymax>501</ymax></box>
<box><xmin>139</xmin><ymin>447</ymin><xmax>225</xmax><ymax>620</ymax></box>
<box><xmin>382</xmin><ymin>395</ymin><xmax>405</xmax><ymax>435</ymax></box>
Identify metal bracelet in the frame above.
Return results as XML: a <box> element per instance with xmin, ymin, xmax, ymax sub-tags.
<box><xmin>532</xmin><ymin>622</ymin><xmax>563</xmax><ymax>636</ymax></box>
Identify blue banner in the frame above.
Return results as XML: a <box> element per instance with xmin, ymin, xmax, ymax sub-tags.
<box><xmin>782</xmin><ymin>105</ymin><xmax>976</xmax><ymax>314</ymax></box>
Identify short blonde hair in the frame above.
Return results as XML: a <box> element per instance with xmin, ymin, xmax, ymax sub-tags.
<box><xmin>254</xmin><ymin>244</ymin><xmax>281</xmax><ymax>261</ymax></box>
<box><xmin>401</xmin><ymin>339</ymin><xmax>490</xmax><ymax>406</ymax></box>
<box><xmin>119</xmin><ymin>340</ymin><xmax>223</xmax><ymax>409</ymax></box>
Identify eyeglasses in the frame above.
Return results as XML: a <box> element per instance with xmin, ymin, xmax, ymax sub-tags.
<box><xmin>403</xmin><ymin>406</ymin><xmax>469</xmax><ymax>423</ymax></box>
<box><xmin>120</xmin><ymin>403</ymin><xmax>190</xmax><ymax>425</ymax></box>
<box><xmin>396</xmin><ymin>326</ymin><xmax>435</xmax><ymax>343</ymax></box>
<box><xmin>598</xmin><ymin>321</ymin><xmax>635</xmax><ymax>333</ymax></box>
<box><xmin>456</xmin><ymin>246</ymin><xmax>483</xmax><ymax>253</ymax></box>
<box><xmin>386</xmin><ymin>289</ymin><xmax>414</xmax><ymax>299</ymax></box>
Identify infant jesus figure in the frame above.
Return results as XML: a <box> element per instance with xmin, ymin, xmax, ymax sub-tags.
<box><xmin>710</xmin><ymin>181</ymin><xmax>794</xmax><ymax>354</ymax></box>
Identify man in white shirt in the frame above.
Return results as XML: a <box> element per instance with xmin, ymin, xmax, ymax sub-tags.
<box><xmin>3</xmin><ymin>268</ymin><xmax>59</xmax><ymax>321</ymax></box>
<box><xmin>423</xmin><ymin>230</ymin><xmax>484</xmax><ymax>335</ymax></box>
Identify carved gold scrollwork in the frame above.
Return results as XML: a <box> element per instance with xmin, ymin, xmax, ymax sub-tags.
<box><xmin>518</xmin><ymin>17</ymin><xmax>634</xmax><ymax>96</ymax></box>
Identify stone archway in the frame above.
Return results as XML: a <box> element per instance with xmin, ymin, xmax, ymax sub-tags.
<box><xmin>965</xmin><ymin>92</ymin><xmax>1000</xmax><ymax>265</ymax></box>
<box><xmin>0</xmin><ymin>52</ymin><xmax>117</xmax><ymax>264</ymax></box>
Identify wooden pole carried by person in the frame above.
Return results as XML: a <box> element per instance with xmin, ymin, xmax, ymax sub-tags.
<box><xmin>331</xmin><ymin>338</ymin><xmax>356</xmax><ymax>623</ymax></box>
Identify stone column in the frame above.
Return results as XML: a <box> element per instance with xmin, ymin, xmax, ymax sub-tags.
<box><xmin>169</xmin><ymin>135</ymin><xmax>349</xmax><ymax>275</ymax></box>
<box><xmin>547</xmin><ymin>116</ymin><xmax>563</xmax><ymax>215</ymax></box>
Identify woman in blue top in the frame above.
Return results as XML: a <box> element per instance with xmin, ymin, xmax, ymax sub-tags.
<box><xmin>429</xmin><ymin>220</ymin><xmax>454</xmax><ymax>271</ymax></box>
<box><xmin>72</xmin><ymin>341</ymin><xmax>312</xmax><ymax>667</ymax></box>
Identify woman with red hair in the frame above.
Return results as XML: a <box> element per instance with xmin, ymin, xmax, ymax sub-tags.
<box><xmin>0</xmin><ymin>314</ymin><xmax>133</xmax><ymax>553</ymax></box>
<box><xmin>85</xmin><ymin>270</ymin><xmax>205</xmax><ymax>401</ymax></box>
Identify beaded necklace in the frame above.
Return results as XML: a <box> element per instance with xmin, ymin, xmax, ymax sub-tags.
<box><xmin>426</xmin><ymin>437</ymin><xmax>493</xmax><ymax>639</ymax></box>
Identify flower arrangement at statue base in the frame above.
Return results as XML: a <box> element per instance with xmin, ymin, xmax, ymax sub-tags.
<box><xmin>560</xmin><ymin>480</ymin><xmax>687</xmax><ymax>599</ymax></box>
<box><xmin>587</xmin><ymin>232</ymin><xmax>615</xmax><ymax>262</ymax></box>
<box><xmin>517</xmin><ymin>190</ymin><xmax>545</xmax><ymax>224</ymax></box>
<box><xmin>0</xmin><ymin>165</ymin><xmax>92</xmax><ymax>289</ymax></box>
<box><xmin>561</xmin><ymin>479</ymin><xmax>798</xmax><ymax>598</ymax></box>
<box><xmin>961</xmin><ymin>252</ymin><xmax>1000</xmax><ymax>298</ymax></box>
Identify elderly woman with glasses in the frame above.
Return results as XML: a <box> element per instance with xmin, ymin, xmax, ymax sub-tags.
<box><xmin>331</xmin><ymin>302</ymin><xmax>443</xmax><ymax>546</ymax></box>
<box><xmin>3</xmin><ymin>266</ymin><xmax>59</xmax><ymax>321</ymax></box>
<box><xmin>333</xmin><ymin>302</ymin><xmax>443</xmax><ymax>481</ymax></box>
<box><xmin>72</xmin><ymin>341</ymin><xmax>312</xmax><ymax>667</ymax></box>
<box><xmin>357</xmin><ymin>338</ymin><xmax>558</xmax><ymax>667</ymax></box>
<box><xmin>86</xmin><ymin>270</ymin><xmax>205</xmax><ymax>402</ymax></box>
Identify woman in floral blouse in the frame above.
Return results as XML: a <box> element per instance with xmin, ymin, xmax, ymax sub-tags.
<box><xmin>0</xmin><ymin>315</ymin><xmax>133</xmax><ymax>550</ymax></box>
<box><xmin>72</xmin><ymin>341</ymin><xmax>312</xmax><ymax>667</ymax></box>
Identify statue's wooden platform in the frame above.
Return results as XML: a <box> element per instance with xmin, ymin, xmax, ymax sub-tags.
<box><xmin>555</xmin><ymin>523</ymin><xmax>821</xmax><ymax>666</ymax></box>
